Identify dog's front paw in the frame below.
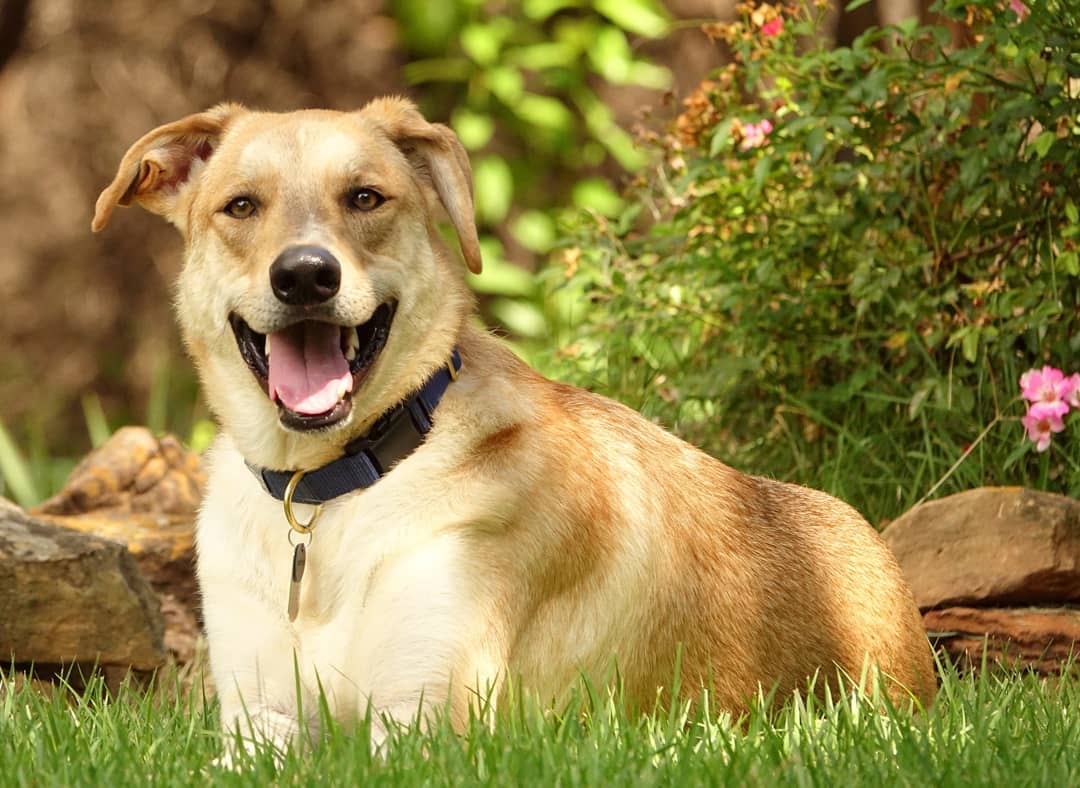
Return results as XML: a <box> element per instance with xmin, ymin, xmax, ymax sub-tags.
<box><xmin>213</xmin><ymin>706</ymin><xmax>304</xmax><ymax>769</ymax></box>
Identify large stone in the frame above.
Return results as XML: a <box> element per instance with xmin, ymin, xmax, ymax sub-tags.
<box><xmin>925</xmin><ymin>606</ymin><xmax>1080</xmax><ymax>674</ymax></box>
<box><xmin>882</xmin><ymin>487</ymin><xmax>1080</xmax><ymax>610</ymax></box>
<box><xmin>32</xmin><ymin>426</ymin><xmax>204</xmax><ymax>614</ymax></box>
<box><xmin>0</xmin><ymin>497</ymin><xmax>166</xmax><ymax>671</ymax></box>
<box><xmin>35</xmin><ymin>426</ymin><xmax>204</xmax><ymax>518</ymax></box>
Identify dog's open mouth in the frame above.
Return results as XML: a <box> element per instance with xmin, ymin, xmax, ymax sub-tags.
<box><xmin>229</xmin><ymin>302</ymin><xmax>396</xmax><ymax>430</ymax></box>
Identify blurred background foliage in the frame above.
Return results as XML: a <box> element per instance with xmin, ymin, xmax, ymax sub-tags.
<box><xmin>393</xmin><ymin>0</ymin><xmax>673</xmax><ymax>345</ymax></box>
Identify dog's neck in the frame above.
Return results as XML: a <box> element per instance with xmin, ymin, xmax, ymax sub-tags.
<box><xmin>246</xmin><ymin>349</ymin><xmax>462</xmax><ymax>504</ymax></box>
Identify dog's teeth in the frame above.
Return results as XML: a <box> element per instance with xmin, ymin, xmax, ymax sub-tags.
<box><xmin>264</xmin><ymin>335</ymin><xmax>271</xmax><ymax>359</ymax></box>
<box><xmin>344</xmin><ymin>330</ymin><xmax>359</xmax><ymax>361</ymax></box>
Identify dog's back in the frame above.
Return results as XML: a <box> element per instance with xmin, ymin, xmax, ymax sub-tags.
<box><xmin>462</xmin><ymin>332</ymin><xmax>935</xmax><ymax>710</ymax></box>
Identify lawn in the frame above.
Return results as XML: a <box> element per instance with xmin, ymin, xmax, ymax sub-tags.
<box><xmin>2</xmin><ymin>661</ymin><xmax>1077</xmax><ymax>787</ymax></box>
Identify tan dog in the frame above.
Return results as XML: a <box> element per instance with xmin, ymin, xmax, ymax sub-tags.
<box><xmin>93</xmin><ymin>98</ymin><xmax>935</xmax><ymax>750</ymax></box>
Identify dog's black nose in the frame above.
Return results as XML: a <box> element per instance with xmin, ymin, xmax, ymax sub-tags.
<box><xmin>270</xmin><ymin>245</ymin><xmax>341</xmax><ymax>306</ymax></box>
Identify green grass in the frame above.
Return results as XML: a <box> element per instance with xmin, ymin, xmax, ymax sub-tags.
<box><xmin>2</xmin><ymin>664</ymin><xmax>1077</xmax><ymax>786</ymax></box>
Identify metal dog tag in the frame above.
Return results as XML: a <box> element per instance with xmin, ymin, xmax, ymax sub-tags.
<box><xmin>287</xmin><ymin>542</ymin><xmax>307</xmax><ymax>621</ymax></box>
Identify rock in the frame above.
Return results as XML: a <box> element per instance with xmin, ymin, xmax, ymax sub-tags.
<box><xmin>35</xmin><ymin>426</ymin><xmax>204</xmax><ymax>518</ymax></box>
<box><xmin>882</xmin><ymin>487</ymin><xmax>1080</xmax><ymax>610</ymax></box>
<box><xmin>925</xmin><ymin>606</ymin><xmax>1080</xmax><ymax>674</ymax></box>
<box><xmin>32</xmin><ymin>427</ymin><xmax>204</xmax><ymax>617</ymax></box>
<box><xmin>0</xmin><ymin>500</ymin><xmax>166</xmax><ymax>671</ymax></box>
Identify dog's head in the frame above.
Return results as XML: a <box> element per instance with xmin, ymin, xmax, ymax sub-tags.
<box><xmin>93</xmin><ymin>98</ymin><xmax>481</xmax><ymax>469</ymax></box>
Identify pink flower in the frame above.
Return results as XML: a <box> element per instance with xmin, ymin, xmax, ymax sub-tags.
<box><xmin>1019</xmin><ymin>365</ymin><xmax>1074</xmax><ymax>411</ymax></box>
<box><xmin>1022</xmin><ymin>402</ymin><xmax>1066</xmax><ymax>452</ymax></box>
<box><xmin>761</xmin><ymin>17</ymin><xmax>784</xmax><ymax>37</ymax></box>
<box><xmin>1064</xmin><ymin>373</ymin><xmax>1080</xmax><ymax>408</ymax></box>
<box><xmin>1009</xmin><ymin>0</ymin><xmax>1030</xmax><ymax>20</ymax></box>
<box><xmin>740</xmin><ymin>119</ymin><xmax>774</xmax><ymax>150</ymax></box>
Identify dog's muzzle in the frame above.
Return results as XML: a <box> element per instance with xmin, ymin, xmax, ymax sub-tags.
<box><xmin>229</xmin><ymin>301</ymin><xmax>397</xmax><ymax>431</ymax></box>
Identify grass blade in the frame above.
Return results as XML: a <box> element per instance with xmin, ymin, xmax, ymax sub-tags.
<box><xmin>0</xmin><ymin>418</ymin><xmax>41</xmax><ymax>507</ymax></box>
<box><xmin>81</xmin><ymin>393</ymin><xmax>112</xmax><ymax>448</ymax></box>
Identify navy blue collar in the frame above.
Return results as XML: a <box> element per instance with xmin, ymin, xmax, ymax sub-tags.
<box><xmin>249</xmin><ymin>350</ymin><xmax>461</xmax><ymax>505</ymax></box>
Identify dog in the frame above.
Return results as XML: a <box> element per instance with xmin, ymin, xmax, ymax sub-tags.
<box><xmin>92</xmin><ymin>97</ymin><xmax>935</xmax><ymax>751</ymax></box>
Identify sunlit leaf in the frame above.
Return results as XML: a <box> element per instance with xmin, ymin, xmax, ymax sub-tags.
<box><xmin>451</xmin><ymin>108</ymin><xmax>495</xmax><ymax>150</ymax></box>
<box><xmin>572</xmin><ymin>178</ymin><xmax>624</xmax><ymax>216</ymax></box>
<box><xmin>512</xmin><ymin>93</ymin><xmax>575</xmax><ymax>133</ymax></box>
<box><xmin>473</xmin><ymin>156</ymin><xmax>514</xmax><ymax>223</ymax></box>
<box><xmin>468</xmin><ymin>238</ymin><xmax>537</xmax><ymax>297</ymax></box>
<box><xmin>512</xmin><ymin>210</ymin><xmax>557</xmax><ymax>253</ymax></box>
<box><xmin>594</xmin><ymin>0</ymin><xmax>669</xmax><ymax>37</ymax></box>
<box><xmin>489</xmin><ymin>298</ymin><xmax>548</xmax><ymax>338</ymax></box>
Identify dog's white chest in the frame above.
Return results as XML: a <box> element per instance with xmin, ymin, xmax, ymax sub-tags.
<box><xmin>197</xmin><ymin>436</ymin><xmax>480</xmax><ymax>724</ymax></box>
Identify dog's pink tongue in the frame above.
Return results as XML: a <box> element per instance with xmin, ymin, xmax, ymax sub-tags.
<box><xmin>268</xmin><ymin>322</ymin><xmax>352</xmax><ymax>415</ymax></box>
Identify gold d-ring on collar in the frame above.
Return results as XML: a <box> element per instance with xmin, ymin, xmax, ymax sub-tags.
<box><xmin>283</xmin><ymin>470</ymin><xmax>322</xmax><ymax>535</ymax></box>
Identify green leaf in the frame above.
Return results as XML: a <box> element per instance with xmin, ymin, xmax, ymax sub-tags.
<box><xmin>489</xmin><ymin>298</ymin><xmax>548</xmax><ymax>338</ymax></box>
<box><xmin>1032</xmin><ymin>129</ymin><xmax>1056</xmax><ymax>159</ymax></box>
<box><xmin>473</xmin><ymin>156</ymin><xmax>514</xmax><ymax>223</ymax></box>
<box><xmin>588</xmin><ymin>26</ymin><xmax>633</xmax><ymax>83</ymax></box>
<box><xmin>908</xmin><ymin>384</ymin><xmax>934</xmax><ymax>421</ymax></box>
<box><xmin>626</xmin><ymin>62</ymin><xmax>671</xmax><ymax>89</ymax></box>
<box><xmin>506</xmin><ymin>42</ymin><xmax>579</xmax><ymax>71</ymax></box>
<box><xmin>485</xmin><ymin>66</ymin><xmax>525</xmax><ymax>102</ymax></box>
<box><xmin>1065</xmin><ymin>199</ymin><xmax>1078</xmax><ymax>224</ymax></box>
<box><xmin>805</xmin><ymin>125</ymin><xmax>827</xmax><ymax>163</ymax></box>
<box><xmin>577</xmin><ymin>95</ymin><xmax>645</xmax><ymax>169</ymax></box>
<box><xmin>394</xmin><ymin>0</ymin><xmax>462</xmax><ymax>54</ymax></box>
<box><xmin>523</xmin><ymin>0</ymin><xmax>580</xmax><ymax>20</ymax></box>
<box><xmin>752</xmin><ymin>155</ymin><xmax>773</xmax><ymax>193</ymax></box>
<box><xmin>451</xmin><ymin>109</ymin><xmax>495</xmax><ymax>150</ymax></box>
<box><xmin>845</xmin><ymin>0</ymin><xmax>874</xmax><ymax>9</ymax></box>
<box><xmin>511</xmin><ymin>210</ymin><xmax>557</xmax><ymax>253</ymax></box>
<box><xmin>573</xmin><ymin>178</ymin><xmax>625</xmax><ymax>216</ymax></box>
<box><xmin>469</xmin><ymin>238</ymin><xmax>537</xmax><ymax>296</ymax></box>
<box><xmin>1059</xmin><ymin>250</ymin><xmax>1079</xmax><ymax>276</ymax></box>
<box><xmin>961</xmin><ymin>328</ymin><xmax>980</xmax><ymax>363</ymax></box>
<box><xmin>593</xmin><ymin>0</ymin><xmax>669</xmax><ymax>38</ymax></box>
<box><xmin>597</xmin><ymin>124</ymin><xmax>647</xmax><ymax>170</ymax></box>
<box><xmin>460</xmin><ymin>23</ymin><xmax>503</xmax><ymax>66</ymax></box>
<box><xmin>512</xmin><ymin>93</ymin><xmax>575</xmax><ymax>132</ymax></box>
<box><xmin>709</xmin><ymin>119</ymin><xmax>735</xmax><ymax>157</ymax></box>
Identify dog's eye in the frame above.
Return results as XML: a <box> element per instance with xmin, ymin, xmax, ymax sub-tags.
<box><xmin>223</xmin><ymin>196</ymin><xmax>257</xmax><ymax>219</ymax></box>
<box><xmin>349</xmin><ymin>188</ymin><xmax>386</xmax><ymax>212</ymax></box>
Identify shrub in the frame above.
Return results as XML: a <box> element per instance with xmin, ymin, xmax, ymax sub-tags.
<box><xmin>551</xmin><ymin>0</ymin><xmax>1080</xmax><ymax>522</ymax></box>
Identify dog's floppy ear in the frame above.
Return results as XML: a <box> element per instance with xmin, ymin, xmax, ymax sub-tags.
<box><xmin>91</xmin><ymin>103</ymin><xmax>244</xmax><ymax>233</ymax></box>
<box><xmin>364</xmin><ymin>97</ymin><xmax>482</xmax><ymax>274</ymax></box>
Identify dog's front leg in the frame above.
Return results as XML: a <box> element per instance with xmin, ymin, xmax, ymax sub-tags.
<box><xmin>200</xmin><ymin>569</ymin><xmax>316</xmax><ymax>757</ymax></box>
<box><xmin>340</xmin><ymin>543</ymin><xmax>508</xmax><ymax>752</ymax></box>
